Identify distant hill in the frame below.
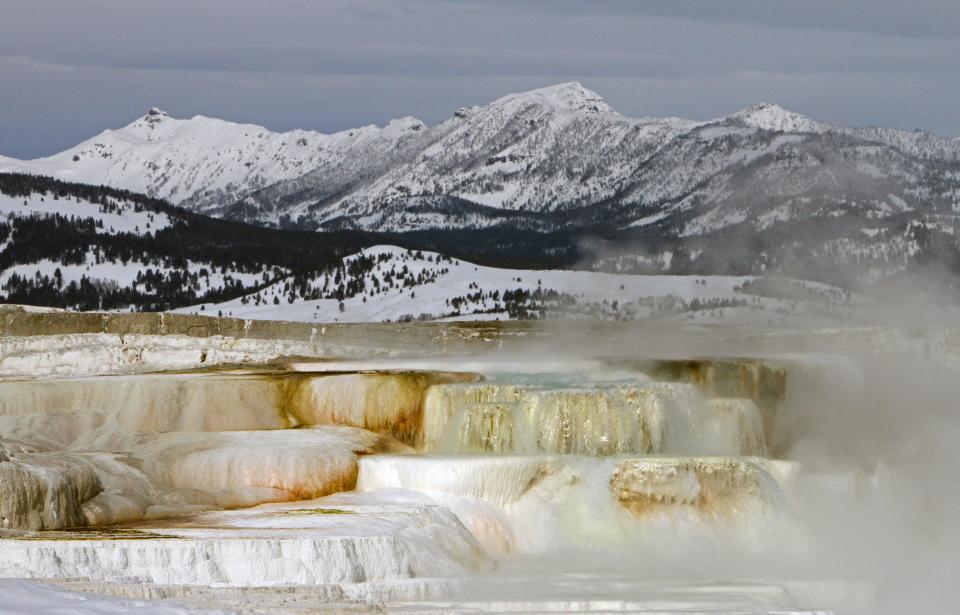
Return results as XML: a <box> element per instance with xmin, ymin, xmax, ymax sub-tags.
<box><xmin>0</xmin><ymin>173</ymin><xmax>872</xmax><ymax>322</ymax></box>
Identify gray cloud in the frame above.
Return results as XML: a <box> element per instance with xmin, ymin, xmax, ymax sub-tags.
<box><xmin>0</xmin><ymin>0</ymin><xmax>957</xmax><ymax>158</ymax></box>
<box><xmin>481</xmin><ymin>0</ymin><xmax>960</xmax><ymax>40</ymax></box>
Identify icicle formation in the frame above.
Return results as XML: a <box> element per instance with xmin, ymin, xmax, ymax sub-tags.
<box><xmin>421</xmin><ymin>382</ymin><xmax>754</xmax><ymax>456</ymax></box>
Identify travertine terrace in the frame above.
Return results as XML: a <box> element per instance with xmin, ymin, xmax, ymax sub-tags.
<box><xmin>1</xmin><ymin>304</ymin><xmax>957</xmax><ymax>613</ymax></box>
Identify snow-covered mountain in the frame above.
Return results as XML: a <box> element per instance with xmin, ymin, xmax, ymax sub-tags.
<box><xmin>0</xmin><ymin>108</ymin><xmax>428</xmax><ymax>215</ymax></box>
<box><xmin>230</xmin><ymin>82</ymin><xmax>707</xmax><ymax>229</ymax></box>
<box><xmin>5</xmin><ymin>82</ymin><xmax>959</xmax><ymax>237</ymax></box>
<box><xmin>4</xmin><ymin>83</ymin><xmax>960</xmax><ymax>296</ymax></box>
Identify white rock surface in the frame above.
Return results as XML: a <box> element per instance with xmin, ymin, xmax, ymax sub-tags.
<box><xmin>0</xmin><ymin>425</ymin><xmax>389</xmax><ymax>530</ymax></box>
<box><xmin>0</xmin><ymin>579</ymin><xmax>225</xmax><ymax>614</ymax></box>
<box><xmin>0</xmin><ymin>375</ymin><xmax>290</xmax><ymax>450</ymax></box>
<box><xmin>0</xmin><ymin>451</ymin><xmax>102</xmax><ymax>529</ymax></box>
<box><xmin>0</xmin><ymin>500</ymin><xmax>483</xmax><ymax>587</ymax></box>
<box><xmin>358</xmin><ymin>454</ymin><xmax>562</xmax><ymax>508</ymax></box>
<box><xmin>0</xmin><ymin>332</ymin><xmax>408</xmax><ymax>379</ymax></box>
<box><xmin>707</xmin><ymin>398</ymin><xmax>769</xmax><ymax>457</ymax></box>
<box><xmin>610</xmin><ymin>457</ymin><xmax>792</xmax><ymax>528</ymax></box>
<box><xmin>137</xmin><ymin>426</ymin><xmax>385</xmax><ymax>502</ymax></box>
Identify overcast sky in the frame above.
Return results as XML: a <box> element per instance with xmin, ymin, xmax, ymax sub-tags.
<box><xmin>1</xmin><ymin>0</ymin><xmax>958</xmax><ymax>158</ymax></box>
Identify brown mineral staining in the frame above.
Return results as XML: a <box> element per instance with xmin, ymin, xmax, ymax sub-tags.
<box><xmin>274</xmin><ymin>508</ymin><xmax>355</xmax><ymax>516</ymax></box>
<box><xmin>0</xmin><ymin>304</ymin><xmax>529</xmax><ymax>350</ymax></box>
<box><xmin>9</xmin><ymin>528</ymin><xmax>172</xmax><ymax>541</ymax></box>
<box><xmin>610</xmin><ymin>457</ymin><xmax>785</xmax><ymax>521</ymax></box>
<box><xmin>282</xmin><ymin>371</ymin><xmax>476</xmax><ymax>445</ymax></box>
<box><xmin>622</xmin><ymin>358</ymin><xmax>787</xmax><ymax>443</ymax></box>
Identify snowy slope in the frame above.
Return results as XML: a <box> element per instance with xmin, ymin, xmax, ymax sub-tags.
<box><xmin>294</xmin><ymin>82</ymin><xmax>702</xmax><ymax>229</ymax></box>
<box><xmin>0</xmin><ymin>191</ymin><xmax>171</xmax><ymax>236</ymax></box>
<box><xmin>0</xmin><ymin>252</ymin><xmax>272</xmax><ymax>297</ymax></box>
<box><xmin>0</xmin><ymin>174</ymin><xmax>900</xmax><ymax>319</ymax></box>
<box><xmin>176</xmin><ymin>245</ymin><xmax>857</xmax><ymax>324</ymax></box>
<box><xmin>730</xmin><ymin>103</ymin><xmax>829</xmax><ymax>134</ymax></box>
<box><xmin>0</xmin><ymin>176</ymin><xmax>293</xmax><ymax>310</ymax></box>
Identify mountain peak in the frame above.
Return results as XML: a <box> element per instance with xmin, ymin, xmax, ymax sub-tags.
<box><xmin>491</xmin><ymin>82</ymin><xmax>615</xmax><ymax>115</ymax></box>
<box><xmin>386</xmin><ymin>116</ymin><xmax>425</xmax><ymax>129</ymax></box>
<box><xmin>730</xmin><ymin>102</ymin><xmax>824</xmax><ymax>133</ymax></box>
<box><xmin>135</xmin><ymin>107</ymin><xmax>171</xmax><ymax>130</ymax></box>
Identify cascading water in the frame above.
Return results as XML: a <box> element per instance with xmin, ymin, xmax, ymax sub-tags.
<box><xmin>707</xmin><ymin>398</ymin><xmax>769</xmax><ymax>457</ymax></box>
<box><xmin>354</xmin><ymin>369</ymin><xmax>797</xmax><ymax>563</ymax></box>
<box><xmin>421</xmin><ymin>380</ymin><xmax>744</xmax><ymax>456</ymax></box>
<box><xmin>420</xmin><ymin>382</ymin><xmax>529</xmax><ymax>449</ymax></box>
<box><xmin>445</xmin><ymin>402</ymin><xmax>515</xmax><ymax>453</ymax></box>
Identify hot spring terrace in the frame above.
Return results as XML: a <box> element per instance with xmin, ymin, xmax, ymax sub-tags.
<box><xmin>0</xmin><ymin>306</ymin><xmax>936</xmax><ymax>613</ymax></box>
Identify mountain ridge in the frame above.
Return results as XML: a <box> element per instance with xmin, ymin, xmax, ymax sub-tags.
<box><xmin>2</xmin><ymin>83</ymin><xmax>960</xmax><ymax>239</ymax></box>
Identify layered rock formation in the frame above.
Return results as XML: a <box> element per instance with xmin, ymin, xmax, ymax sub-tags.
<box><xmin>0</xmin><ymin>307</ymin><xmax>895</xmax><ymax>613</ymax></box>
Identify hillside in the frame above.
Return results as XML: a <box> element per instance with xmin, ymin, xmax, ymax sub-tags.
<box><xmin>0</xmin><ymin>174</ymin><xmax>867</xmax><ymax>321</ymax></box>
<box><xmin>0</xmin><ymin>174</ymin><xmax>384</xmax><ymax>311</ymax></box>
<box><xmin>177</xmin><ymin>245</ymin><xmax>859</xmax><ymax>324</ymax></box>
<box><xmin>2</xmin><ymin>171</ymin><xmax>959</xmax><ymax>318</ymax></box>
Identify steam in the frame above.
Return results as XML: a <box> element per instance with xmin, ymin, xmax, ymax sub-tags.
<box><xmin>403</xmin><ymin>321</ymin><xmax>960</xmax><ymax>613</ymax></box>
<box><xmin>775</xmin><ymin>352</ymin><xmax>960</xmax><ymax>614</ymax></box>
